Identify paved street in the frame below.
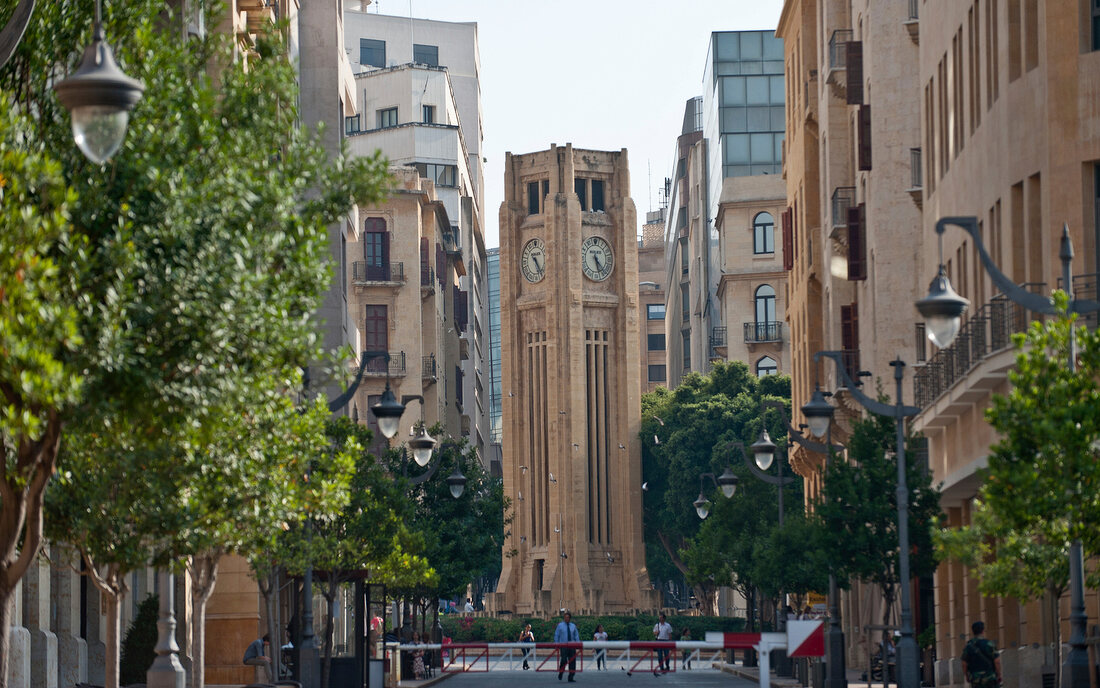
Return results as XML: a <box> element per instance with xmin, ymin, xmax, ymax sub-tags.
<box><xmin>434</xmin><ymin>669</ymin><xmax>758</xmax><ymax>687</ymax></box>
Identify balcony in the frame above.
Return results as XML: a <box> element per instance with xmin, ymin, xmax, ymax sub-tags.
<box><xmin>830</xmin><ymin>186</ymin><xmax>856</xmax><ymax>237</ymax></box>
<box><xmin>1061</xmin><ymin>273</ymin><xmax>1099</xmax><ymax>330</ymax></box>
<box><xmin>358</xmin><ymin>351</ymin><xmax>406</xmax><ymax>377</ymax></box>
<box><xmin>420</xmin><ymin>265</ymin><xmax>435</xmax><ymax>297</ymax></box>
<box><xmin>826</xmin><ymin>30</ymin><xmax>852</xmax><ymax>91</ymax></box>
<box><xmin>710</xmin><ymin>327</ymin><xmax>727</xmax><ymax>348</ymax></box>
<box><xmin>353</xmin><ymin>261</ymin><xmax>405</xmax><ymax>285</ymax></box>
<box><xmin>906</xmin><ymin>148</ymin><xmax>923</xmax><ymax>208</ymax></box>
<box><xmin>904</xmin><ymin>0</ymin><xmax>920</xmax><ymax>42</ymax></box>
<box><xmin>744</xmin><ymin>321</ymin><xmax>783</xmax><ymax>344</ymax></box>
<box><xmin>913</xmin><ymin>286</ymin><xmax>1044</xmax><ymax>408</ymax></box>
<box><xmin>422</xmin><ymin>354</ymin><xmax>438</xmax><ymax>384</ymax></box>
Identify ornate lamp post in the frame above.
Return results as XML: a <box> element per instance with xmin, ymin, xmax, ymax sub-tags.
<box><xmin>916</xmin><ymin>216</ymin><xmax>1100</xmax><ymax>688</ymax></box>
<box><xmin>814</xmin><ymin>351</ymin><xmax>921</xmax><ymax>688</ymax></box>
<box><xmin>691</xmin><ymin>467</ymin><xmax>739</xmax><ymax>520</ymax></box>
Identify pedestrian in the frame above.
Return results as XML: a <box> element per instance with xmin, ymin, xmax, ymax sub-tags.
<box><xmin>242</xmin><ymin>633</ymin><xmax>272</xmax><ymax>682</ymax></box>
<box><xmin>410</xmin><ymin>631</ymin><xmax>427</xmax><ymax>680</ymax></box>
<box><xmin>464</xmin><ymin>597</ymin><xmax>475</xmax><ymax>613</ymax></box>
<box><xmin>961</xmin><ymin>621</ymin><xmax>1002</xmax><ymax>688</ymax></box>
<box><xmin>679</xmin><ymin>627</ymin><xmax>692</xmax><ymax>669</ymax></box>
<box><xmin>653</xmin><ymin>613</ymin><xmax>673</xmax><ymax>672</ymax></box>
<box><xmin>593</xmin><ymin>624</ymin><xmax>608</xmax><ymax>670</ymax></box>
<box><xmin>553</xmin><ymin>610</ymin><xmax>580</xmax><ymax>682</ymax></box>
<box><xmin>519</xmin><ymin>623</ymin><xmax>535</xmax><ymax>670</ymax></box>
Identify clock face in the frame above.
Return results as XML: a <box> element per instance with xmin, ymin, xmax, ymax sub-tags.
<box><xmin>581</xmin><ymin>236</ymin><xmax>614</xmax><ymax>281</ymax></box>
<box><xmin>520</xmin><ymin>238</ymin><xmax>547</xmax><ymax>283</ymax></box>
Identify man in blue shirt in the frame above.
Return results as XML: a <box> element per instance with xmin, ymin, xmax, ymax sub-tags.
<box><xmin>553</xmin><ymin>610</ymin><xmax>580</xmax><ymax>682</ymax></box>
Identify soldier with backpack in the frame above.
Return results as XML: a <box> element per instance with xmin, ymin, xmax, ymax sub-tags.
<box><xmin>960</xmin><ymin>621</ymin><xmax>1002</xmax><ymax>687</ymax></box>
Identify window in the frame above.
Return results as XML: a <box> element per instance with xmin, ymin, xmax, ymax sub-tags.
<box><xmin>412</xmin><ymin>163</ymin><xmax>456</xmax><ymax>187</ymax></box>
<box><xmin>755</xmin><ymin>285</ymin><xmax>776</xmax><ymax>324</ymax></box>
<box><xmin>526</xmin><ymin>180</ymin><xmax>550</xmax><ymax>215</ymax></box>
<box><xmin>422</xmin><ymin>105</ymin><xmax>435</xmax><ymax>124</ymax></box>
<box><xmin>648</xmin><ymin>365</ymin><xmax>667</xmax><ymax>382</ymax></box>
<box><xmin>574</xmin><ymin>178</ymin><xmax>587</xmax><ymax>210</ymax></box>
<box><xmin>647</xmin><ymin>334</ymin><xmax>666</xmax><ymax>351</ymax></box>
<box><xmin>1093</xmin><ymin>0</ymin><xmax>1100</xmax><ymax>51</ymax></box>
<box><xmin>756</xmin><ymin>356</ymin><xmax>778</xmax><ymax>377</ymax></box>
<box><xmin>344</xmin><ymin>114</ymin><xmax>361</xmax><ymax>135</ymax></box>
<box><xmin>363</xmin><ymin>304</ymin><xmax>388</xmax><ymax>353</ymax></box>
<box><xmin>360</xmin><ymin>38</ymin><xmax>385</xmax><ymax>68</ymax></box>
<box><xmin>591</xmin><ymin>180</ymin><xmax>605</xmax><ymax>211</ymax></box>
<box><xmin>682</xmin><ymin>332</ymin><xmax>691</xmax><ymax>370</ymax></box>
<box><xmin>377</xmin><ymin>107</ymin><xmax>398</xmax><ymax>129</ymax></box>
<box><xmin>413</xmin><ymin>43</ymin><xmax>439</xmax><ymax>66</ymax></box>
<box><xmin>753</xmin><ymin>212</ymin><xmax>775</xmax><ymax>254</ymax></box>
<box><xmin>572</xmin><ymin>178</ymin><xmax>606</xmax><ymax>212</ymax></box>
<box><xmin>646</xmin><ymin>304</ymin><xmax>666</xmax><ymax>320</ymax></box>
<box><xmin>363</xmin><ymin>218</ymin><xmax>390</xmax><ymax>281</ymax></box>
<box><xmin>681</xmin><ymin>283</ymin><xmax>690</xmax><ymax>321</ymax></box>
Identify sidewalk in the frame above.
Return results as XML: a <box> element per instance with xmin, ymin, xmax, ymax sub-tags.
<box><xmin>717</xmin><ymin>662</ymin><xmax>900</xmax><ymax>688</ymax></box>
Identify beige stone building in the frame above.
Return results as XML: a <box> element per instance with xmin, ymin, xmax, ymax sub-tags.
<box><xmin>639</xmin><ymin>210</ymin><xmax>669</xmax><ymax>393</ymax></box>
<box><xmin>714</xmin><ymin>175</ymin><xmax>790</xmax><ymax>377</ymax></box>
<box><xmin>490</xmin><ymin>144</ymin><xmax>657</xmax><ymax>615</ymax></box>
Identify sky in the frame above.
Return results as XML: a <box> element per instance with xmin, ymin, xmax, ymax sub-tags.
<box><xmin>368</xmin><ymin>0</ymin><xmax>785</xmax><ymax>248</ymax></box>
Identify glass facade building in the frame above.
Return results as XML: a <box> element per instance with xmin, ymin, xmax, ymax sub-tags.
<box><xmin>487</xmin><ymin>248</ymin><xmax>502</xmax><ymax>443</ymax></box>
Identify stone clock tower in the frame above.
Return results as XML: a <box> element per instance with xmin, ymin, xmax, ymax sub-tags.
<box><xmin>490</xmin><ymin>144</ymin><xmax>657</xmax><ymax>616</ymax></box>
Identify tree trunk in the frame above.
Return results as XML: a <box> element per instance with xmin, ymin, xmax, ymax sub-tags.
<box><xmin>655</xmin><ymin>530</ymin><xmax>714</xmax><ymax>612</ymax></box>
<box><xmin>104</xmin><ymin>584</ymin><xmax>122</xmax><ymax>688</ymax></box>
<box><xmin>0</xmin><ymin>413</ymin><xmax>63</xmax><ymax>688</ymax></box>
<box><xmin>321</xmin><ymin>583</ymin><xmax>338</xmax><ymax>688</ymax></box>
<box><xmin>189</xmin><ymin>552</ymin><xmax>222</xmax><ymax>688</ymax></box>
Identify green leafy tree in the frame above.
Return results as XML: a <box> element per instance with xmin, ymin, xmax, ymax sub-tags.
<box><xmin>0</xmin><ymin>98</ymin><xmax>82</xmax><ymax>683</ymax></box>
<box><xmin>936</xmin><ymin>301</ymin><xmax>1100</xmax><ymax>685</ymax></box>
<box><xmin>640</xmin><ymin>362</ymin><xmax>795</xmax><ymax>613</ymax></box>
<box><xmin>5</xmin><ymin>2</ymin><xmax>389</xmax><ymax>684</ymax></box>
<box><xmin>816</xmin><ymin>406</ymin><xmax>941</xmax><ymax>637</ymax></box>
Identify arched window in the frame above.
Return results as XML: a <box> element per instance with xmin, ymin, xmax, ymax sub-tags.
<box><xmin>756</xmin><ymin>356</ymin><xmax>778</xmax><ymax>377</ymax></box>
<box><xmin>753</xmin><ymin>212</ymin><xmax>775</xmax><ymax>254</ymax></box>
<box><xmin>755</xmin><ymin>284</ymin><xmax>776</xmax><ymax>323</ymax></box>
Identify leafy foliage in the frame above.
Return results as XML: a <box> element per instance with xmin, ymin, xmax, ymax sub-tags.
<box><xmin>119</xmin><ymin>594</ymin><xmax>159</xmax><ymax>685</ymax></box>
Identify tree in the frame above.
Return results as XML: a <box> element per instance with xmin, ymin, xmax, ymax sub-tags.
<box><xmin>639</xmin><ymin>361</ymin><xmax>795</xmax><ymax>613</ymax></box>
<box><xmin>936</xmin><ymin>303</ymin><xmax>1100</xmax><ymax>687</ymax></box>
<box><xmin>4</xmin><ymin>2</ymin><xmax>389</xmax><ymax>683</ymax></box>
<box><xmin>815</xmin><ymin>406</ymin><xmax>941</xmax><ymax>638</ymax></box>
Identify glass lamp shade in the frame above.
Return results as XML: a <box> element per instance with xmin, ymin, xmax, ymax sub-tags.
<box><xmin>693</xmin><ymin>494</ymin><xmax>711</xmax><ymax>520</ymax></box>
<box><xmin>447</xmin><ymin>468</ymin><xmax>467</xmax><ymax>499</ymax></box>
<box><xmin>53</xmin><ymin>29</ymin><xmax>144</xmax><ymax>165</ymax></box>
<box><xmin>751</xmin><ymin>430</ymin><xmax>776</xmax><ymax>471</ymax></box>
<box><xmin>408</xmin><ymin>427</ymin><xmax>436</xmax><ymax>467</ymax></box>
<box><xmin>371</xmin><ymin>385</ymin><xmax>405</xmax><ymax>439</ymax></box>
<box><xmin>801</xmin><ymin>388</ymin><xmax>835</xmax><ymax>438</ymax></box>
<box><xmin>916</xmin><ymin>265</ymin><xmax>970</xmax><ymax>349</ymax></box>
<box><xmin>717</xmin><ymin>467</ymin><xmax>739</xmax><ymax>498</ymax></box>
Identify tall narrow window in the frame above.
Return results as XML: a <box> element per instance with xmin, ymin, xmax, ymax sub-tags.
<box><xmin>755</xmin><ymin>285</ymin><xmax>777</xmax><ymax>332</ymax></box>
<box><xmin>591</xmin><ymin>180</ymin><xmax>605</xmax><ymax>211</ymax></box>
<box><xmin>363</xmin><ymin>305</ymin><xmax>388</xmax><ymax>360</ymax></box>
<box><xmin>753</xmin><ymin>212</ymin><xmax>775</xmax><ymax>254</ymax></box>
<box><xmin>574</xmin><ymin>178</ymin><xmax>588</xmax><ymax>211</ymax></box>
<box><xmin>422</xmin><ymin>105</ymin><xmax>435</xmax><ymax>124</ymax></box>
<box><xmin>682</xmin><ymin>331</ymin><xmax>691</xmax><ymax>371</ymax></box>
<box><xmin>527</xmin><ymin>181</ymin><xmax>541</xmax><ymax>215</ymax></box>
<box><xmin>360</xmin><ymin>38</ymin><xmax>386</xmax><ymax>68</ymax></box>
<box><xmin>1093</xmin><ymin>0</ymin><xmax>1100</xmax><ymax>51</ymax></box>
<box><xmin>363</xmin><ymin>218</ymin><xmax>390</xmax><ymax>281</ymax></box>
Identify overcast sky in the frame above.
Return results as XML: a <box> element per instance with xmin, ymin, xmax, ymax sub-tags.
<box><xmin>370</xmin><ymin>0</ymin><xmax>785</xmax><ymax>248</ymax></box>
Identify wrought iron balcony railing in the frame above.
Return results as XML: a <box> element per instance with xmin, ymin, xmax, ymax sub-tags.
<box><xmin>352</xmin><ymin>261</ymin><xmax>405</xmax><ymax>283</ymax></box>
<box><xmin>744</xmin><ymin>321</ymin><xmax>783</xmax><ymax>343</ymax></box>
<box><xmin>358</xmin><ymin>351</ymin><xmax>406</xmax><ymax>376</ymax></box>
<box><xmin>710</xmin><ymin>327</ymin><xmax>727</xmax><ymax>348</ymax></box>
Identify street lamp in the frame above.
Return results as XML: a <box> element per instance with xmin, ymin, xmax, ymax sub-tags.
<box><xmin>692</xmin><ymin>468</ymin><xmax>739</xmax><ymax>519</ymax></box>
<box><xmin>916</xmin><ymin>216</ymin><xmax>1100</xmax><ymax>688</ymax></box>
<box><xmin>814</xmin><ymin>351</ymin><xmax>921</xmax><ymax>688</ymax></box>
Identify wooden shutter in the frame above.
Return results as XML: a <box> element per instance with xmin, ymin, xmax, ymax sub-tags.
<box><xmin>840</xmin><ymin>303</ymin><xmax>860</xmax><ymax>379</ymax></box>
<box><xmin>858</xmin><ymin>104</ymin><xmax>873</xmax><ymax>171</ymax></box>
<box><xmin>436</xmin><ymin>243</ymin><xmax>445</xmax><ymax>287</ymax></box>
<box><xmin>454</xmin><ymin>286</ymin><xmax>468</xmax><ymax>332</ymax></box>
<box><xmin>782</xmin><ymin>208</ymin><xmax>794</xmax><ymax>271</ymax></box>
<box><xmin>420</xmin><ymin>237</ymin><xmax>430</xmax><ymax>285</ymax></box>
<box><xmin>846</xmin><ymin>41</ymin><xmax>863</xmax><ymax>105</ymax></box>
<box><xmin>847</xmin><ymin>203</ymin><xmax>867</xmax><ymax>281</ymax></box>
<box><xmin>363</xmin><ymin>305</ymin><xmax>388</xmax><ymax>370</ymax></box>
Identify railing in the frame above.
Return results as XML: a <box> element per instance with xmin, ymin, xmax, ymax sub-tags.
<box><xmin>829</xmin><ymin>30</ymin><xmax>853</xmax><ymax>71</ymax></box>
<box><xmin>831</xmin><ymin>186</ymin><xmax>856</xmax><ymax>230</ymax></box>
<box><xmin>710</xmin><ymin>327</ymin><xmax>727</xmax><ymax>348</ymax></box>
<box><xmin>352</xmin><ymin>261</ymin><xmax>405</xmax><ymax>283</ymax></box>
<box><xmin>840</xmin><ymin>349</ymin><xmax>860</xmax><ymax>383</ymax></box>
<box><xmin>909</xmin><ymin>148</ymin><xmax>922</xmax><ymax>189</ymax></box>
<box><xmin>744</xmin><ymin>321</ymin><xmax>783</xmax><ymax>343</ymax></box>
<box><xmin>359</xmin><ymin>351</ymin><xmax>406</xmax><ymax>376</ymax></box>
<box><xmin>1059</xmin><ymin>273</ymin><xmax>1099</xmax><ymax>330</ymax></box>
<box><xmin>422</xmin><ymin>354</ymin><xmax>437</xmax><ymax>381</ymax></box>
<box><xmin>913</xmin><ymin>284</ymin><xmax>1045</xmax><ymax>408</ymax></box>
<box><xmin>420</xmin><ymin>265</ymin><xmax>435</xmax><ymax>287</ymax></box>
<box><xmin>908</xmin><ymin>0</ymin><xmax>919</xmax><ymax>20</ymax></box>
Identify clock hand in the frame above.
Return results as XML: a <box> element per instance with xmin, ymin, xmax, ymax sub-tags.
<box><xmin>593</xmin><ymin>253</ymin><xmax>603</xmax><ymax>270</ymax></box>
<box><xmin>533</xmin><ymin>254</ymin><xmax>543</xmax><ymax>273</ymax></box>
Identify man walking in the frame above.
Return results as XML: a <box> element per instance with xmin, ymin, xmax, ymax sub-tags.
<box><xmin>554</xmin><ymin>610</ymin><xmax>580</xmax><ymax>682</ymax></box>
<box><xmin>961</xmin><ymin>621</ymin><xmax>1002</xmax><ymax>688</ymax></box>
<box><xmin>653</xmin><ymin>613</ymin><xmax>673</xmax><ymax>672</ymax></box>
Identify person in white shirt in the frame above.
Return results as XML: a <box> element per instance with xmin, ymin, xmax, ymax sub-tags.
<box><xmin>653</xmin><ymin>614</ymin><xmax>673</xmax><ymax>672</ymax></box>
<box><xmin>464</xmin><ymin>598</ymin><xmax>475</xmax><ymax>613</ymax></box>
<box><xmin>592</xmin><ymin>624</ymin><xmax>608</xmax><ymax>670</ymax></box>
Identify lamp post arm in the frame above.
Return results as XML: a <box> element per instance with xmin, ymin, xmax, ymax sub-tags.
<box><xmin>814</xmin><ymin>351</ymin><xmax>920</xmax><ymax>418</ymax></box>
<box><xmin>935</xmin><ymin>216</ymin><xmax>1057</xmax><ymax>315</ymax></box>
<box><xmin>326</xmin><ymin>351</ymin><xmax>379</xmax><ymax>413</ymax></box>
<box><xmin>730</xmin><ymin>440</ymin><xmax>795</xmax><ymax>486</ymax></box>
<box><xmin>0</xmin><ymin>0</ymin><xmax>34</xmax><ymax>69</ymax></box>
<box><xmin>760</xmin><ymin>400</ymin><xmax>844</xmax><ymax>454</ymax></box>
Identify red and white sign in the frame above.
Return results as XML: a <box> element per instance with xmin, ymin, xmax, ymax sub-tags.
<box><xmin>786</xmin><ymin>620</ymin><xmax>825</xmax><ymax>657</ymax></box>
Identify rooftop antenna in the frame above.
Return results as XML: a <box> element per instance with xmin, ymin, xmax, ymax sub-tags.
<box><xmin>648</xmin><ymin>160</ymin><xmax>652</xmax><ymax>213</ymax></box>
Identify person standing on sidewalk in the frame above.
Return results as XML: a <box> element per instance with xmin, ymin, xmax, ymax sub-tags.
<box><xmin>592</xmin><ymin>624</ymin><xmax>608</xmax><ymax>670</ymax></box>
<box><xmin>519</xmin><ymin>623</ymin><xmax>535</xmax><ymax>670</ymax></box>
<box><xmin>653</xmin><ymin>613</ymin><xmax>673</xmax><ymax>672</ymax></box>
<box><xmin>554</xmin><ymin>611</ymin><xmax>580</xmax><ymax>682</ymax></box>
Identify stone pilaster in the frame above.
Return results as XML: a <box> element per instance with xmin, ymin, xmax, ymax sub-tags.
<box><xmin>22</xmin><ymin>548</ymin><xmax>57</xmax><ymax>688</ymax></box>
<box><xmin>85</xmin><ymin>569</ymin><xmax>105</xmax><ymax>686</ymax></box>
<box><xmin>9</xmin><ymin>580</ymin><xmax>31</xmax><ymax>688</ymax></box>
<box><xmin>51</xmin><ymin>545</ymin><xmax>87</xmax><ymax>686</ymax></box>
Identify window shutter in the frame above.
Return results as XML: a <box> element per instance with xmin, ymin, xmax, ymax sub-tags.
<box><xmin>846</xmin><ymin>41</ymin><xmax>863</xmax><ymax>105</ymax></box>
<box><xmin>847</xmin><ymin>203</ymin><xmax>867</xmax><ymax>281</ymax></box>
<box><xmin>454</xmin><ymin>287</ymin><xmax>468</xmax><ymax>332</ymax></box>
<box><xmin>436</xmin><ymin>243</ymin><xmax>445</xmax><ymax>287</ymax></box>
<box><xmin>782</xmin><ymin>208</ymin><xmax>794</xmax><ymax>271</ymax></box>
<box><xmin>420</xmin><ymin>237</ymin><xmax>430</xmax><ymax>284</ymax></box>
<box><xmin>840</xmin><ymin>303</ymin><xmax>860</xmax><ymax>379</ymax></box>
<box><xmin>858</xmin><ymin>104</ymin><xmax>873</xmax><ymax>171</ymax></box>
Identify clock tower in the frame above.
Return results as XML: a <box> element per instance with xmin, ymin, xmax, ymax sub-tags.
<box><xmin>490</xmin><ymin>144</ymin><xmax>657</xmax><ymax>615</ymax></box>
